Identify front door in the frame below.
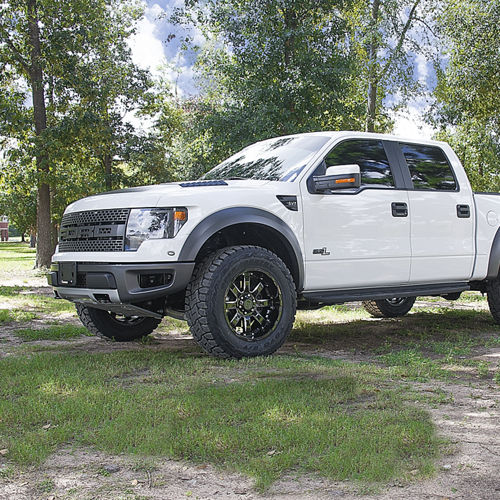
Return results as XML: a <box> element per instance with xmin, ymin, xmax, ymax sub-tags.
<box><xmin>301</xmin><ymin>138</ymin><xmax>411</xmax><ymax>291</ymax></box>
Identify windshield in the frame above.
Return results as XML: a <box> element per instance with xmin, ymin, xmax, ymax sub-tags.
<box><xmin>202</xmin><ymin>135</ymin><xmax>331</xmax><ymax>182</ymax></box>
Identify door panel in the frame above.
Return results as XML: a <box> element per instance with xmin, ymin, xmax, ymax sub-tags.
<box><xmin>397</xmin><ymin>142</ymin><xmax>475</xmax><ymax>283</ymax></box>
<box><xmin>302</xmin><ymin>189</ymin><xmax>411</xmax><ymax>290</ymax></box>
<box><xmin>408</xmin><ymin>191</ymin><xmax>475</xmax><ymax>282</ymax></box>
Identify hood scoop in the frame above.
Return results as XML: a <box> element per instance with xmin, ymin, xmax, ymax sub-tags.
<box><xmin>179</xmin><ymin>180</ymin><xmax>228</xmax><ymax>188</ymax></box>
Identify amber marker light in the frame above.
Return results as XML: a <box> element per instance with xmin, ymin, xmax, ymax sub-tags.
<box><xmin>335</xmin><ymin>177</ymin><xmax>355</xmax><ymax>184</ymax></box>
<box><xmin>174</xmin><ymin>210</ymin><xmax>187</xmax><ymax>221</ymax></box>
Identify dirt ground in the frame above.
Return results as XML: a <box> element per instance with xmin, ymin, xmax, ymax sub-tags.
<box><xmin>1</xmin><ymin>286</ymin><xmax>499</xmax><ymax>499</ymax></box>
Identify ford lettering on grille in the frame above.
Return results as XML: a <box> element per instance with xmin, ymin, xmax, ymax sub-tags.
<box><xmin>59</xmin><ymin>209</ymin><xmax>130</xmax><ymax>252</ymax></box>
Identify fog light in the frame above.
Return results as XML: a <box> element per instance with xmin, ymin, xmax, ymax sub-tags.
<box><xmin>139</xmin><ymin>273</ymin><xmax>173</xmax><ymax>289</ymax></box>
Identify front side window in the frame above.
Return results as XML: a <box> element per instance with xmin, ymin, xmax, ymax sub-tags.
<box><xmin>401</xmin><ymin>143</ymin><xmax>457</xmax><ymax>191</ymax></box>
<box><xmin>324</xmin><ymin>139</ymin><xmax>395</xmax><ymax>188</ymax></box>
<box><xmin>203</xmin><ymin>135</ymin><xmax>331</xmax><ymax>182</ymax></box>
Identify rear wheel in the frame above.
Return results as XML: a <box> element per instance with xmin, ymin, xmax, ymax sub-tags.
<box><xmin>75</xmin><ymin>304</ymin><xmax>161</xmax><ymax>341</ymax></box>
<box><xmin>487</xmin><ymin>278</ymin><xmax>500</xmax><ymax>324</ymax></box>
<box><xmin>185</xmin><ymin>245</ymin><xmax>296</xmax><ymax>358</ymax></box>
<box><xmin>362</xmin><ymin>297</ymin><xmax>416</xmax><ymax>318</ymax></box>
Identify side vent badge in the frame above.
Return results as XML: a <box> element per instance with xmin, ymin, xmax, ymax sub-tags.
<box><xmin>277</xmin><ymin>195</ymin><xmax>298</xmax><ymax>211</ymax></box>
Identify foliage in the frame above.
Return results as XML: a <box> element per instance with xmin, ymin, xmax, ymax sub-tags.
<box><xmin>170</xmin><ymin>0</ymin><xmax>362</xmax><ymax>177</ymax></box>
<box><xmin>346</xmin><ymin>0</ymin><xmax>435</xmax><ymax>132</ymax></box>
<box><xmin>0</xmin><ymin>0</ymin><xmax>181</xmax><ymax>265</ymax></box>
<box><xmin>432</xmin><ymin>0</ymin><xmax>500</xmax><ymax>191</ymax></box>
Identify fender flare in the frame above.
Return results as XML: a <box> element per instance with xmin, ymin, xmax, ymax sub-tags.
<box><xmin>178</xmin><ymin>207</ymin><xmax>304</xmax><ymax>290</ymax></box>
<box><xmin>487</xmin><ymin>227</ymin><xmax>500</xmax><ymax>280</ymax></box>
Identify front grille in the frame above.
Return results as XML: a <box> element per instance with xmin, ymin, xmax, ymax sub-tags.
<box><xmin>59</xmin><ymin>208</ymin><xmax>130</xmax><ymax>252</ymax></box>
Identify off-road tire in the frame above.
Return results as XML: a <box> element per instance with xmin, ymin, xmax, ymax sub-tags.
<box><xmin>185</xmin><ymin>245</ymin><xmax>296</xmax><ymax>358</ymax></box>
<box><xmin>75</xmin><ymin>304</ymin><xmax>161</xmax><ymax>341</ymax></box>
<box><xmin>362</xmin><ymin>297</ymin><xmax>416</xmax><ymax>318</ymax></box>
<box><xmin>487</xmin><ymin>278</ymin><xmax>500</xmax><ymax>324</ymax></box>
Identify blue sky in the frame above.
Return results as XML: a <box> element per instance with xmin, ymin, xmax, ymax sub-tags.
<box><xmin>129</xmin><ymin>1</ymin><xmax>436</xmax><ymax>138</ymax></box>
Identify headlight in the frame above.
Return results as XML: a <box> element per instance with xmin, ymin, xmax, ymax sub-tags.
<box><xmin>125</xmin><ymin>207</ymin><xmax>188</xmax><ymax>251</ymax></box>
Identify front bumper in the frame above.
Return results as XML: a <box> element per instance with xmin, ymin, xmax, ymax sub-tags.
<box><xmin>48</xmin><ymin>261</ymin><xmax>195</xmax><ymax>317</ymax></box>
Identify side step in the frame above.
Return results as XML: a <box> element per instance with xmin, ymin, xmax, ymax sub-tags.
<box><xmin>303</xmin><ymin>282</ymin><xmax>470</xmax><ymax>305</ymax></box>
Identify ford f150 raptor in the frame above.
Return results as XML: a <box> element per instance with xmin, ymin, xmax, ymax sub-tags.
<box><xmin>48</xmin><ymin>131</ymin><xmax>500</xmax><ymax>358</ymax></box>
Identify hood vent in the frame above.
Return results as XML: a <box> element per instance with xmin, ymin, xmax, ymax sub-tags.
<box><xmin>180</xmin><ymin>180</ymin><xmax>228</xmax><ymax>187</ymax></box>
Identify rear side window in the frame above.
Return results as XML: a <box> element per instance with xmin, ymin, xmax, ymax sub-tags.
<box><xmin>401</xmin><ymin>143</ymin><xmax>457</xmax><ymax>191</ymax></box>
<box><xmin>325</xmin><ymin>139</ymin><xmax>395</xmax><ymax>188</ymax></box>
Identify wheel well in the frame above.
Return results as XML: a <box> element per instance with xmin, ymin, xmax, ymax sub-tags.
<box><xmin>195</xmin><ymin>223</ymin><xmax>301</xmax><ymax>290</ymax></box>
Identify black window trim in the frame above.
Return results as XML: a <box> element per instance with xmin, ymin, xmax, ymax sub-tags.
<box><xmin>306</xmin><ymin>138</ymin><xmax>408</xmax><ymax>195</ymax></box>
<box><xmin>395</xmin><ymin>141</ymin><xmax>460</xmax><ymax>193</ymax></box>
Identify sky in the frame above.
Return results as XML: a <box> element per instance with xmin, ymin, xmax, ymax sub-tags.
<box><xmin>129</xmin><ymin>0</ymin><xmax>436</xmax><ymax>139</ymax></box>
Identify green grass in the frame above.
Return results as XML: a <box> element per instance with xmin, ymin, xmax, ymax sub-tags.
<box><xmin>14</xmin><ymin>324</ymin><xmax>91</xmax><ymax>341</ymax></box>
<box><xmin>0</xmin><ymin>352</ymin><xmax>439</xmax><ymax>490</ymax></box>
<box><xmin>0</xmin><ymin>242</ymin><xmax>36</xmax><ymax>272</ymax></box>
<box><xmin>0</xmin><ymin>309</ymin><xmax>38</xmax><ymax>323</ymax></box>
<box><xmin>0</xmin><ymin>286</ymin><xmax>75</xmax><ymax>315</ymax></box>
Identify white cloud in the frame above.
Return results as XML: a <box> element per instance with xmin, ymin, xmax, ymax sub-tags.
<box><xmin>415</xmin><ymin>53</ymin><xmax>429</xmax><ymax>86</ymax></box>
<box><xmin>392</xmin><ymin>105</ymin><xmax>435</xmax><ymax>140</ymax></box>
<box><xmin>129</xmin><ymin>3</ymin><xmax>168</xmax><ymax>77</ymax></box>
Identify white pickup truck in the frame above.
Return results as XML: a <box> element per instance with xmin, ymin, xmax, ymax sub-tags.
<box><xmin>48</xmin><ymin>131</ymin><xmax>500</xmax><ymax>358</ymax></box>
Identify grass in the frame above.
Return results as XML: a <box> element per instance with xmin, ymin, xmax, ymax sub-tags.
<box><xmin>1</xmin><ymin>242</ymin><xmax>499</xmax><ymax>489</ymax></box>
<box><xmin>0</xmin><ymin>286</ymin><xmax>75</xmax><ymax>315</ymax></box>
<box><xmin>0</xmin><ymin>351</ymin><xmax>439</xmax><ymax>490</ymax></box>
<box><xmin>0</xmin><ymin>242</ymin><xmax>36</xmax><ymax>273</ymax></box>
<box><xmin>0</xmin><ymin>309</ymin><xmax>38</xmax><ymax>323</ymax></box>
<box><xmin>14</xmin><ymin>324</ymin><xmax>91</xmax><ymax>341</ymax></box>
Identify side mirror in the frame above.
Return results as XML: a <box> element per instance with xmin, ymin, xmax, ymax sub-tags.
<box><xmin>313</xmin><ymin>164</ymin><xmax>361</xmax><ymax>193</ymax></box>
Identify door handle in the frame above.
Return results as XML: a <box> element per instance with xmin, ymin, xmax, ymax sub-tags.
<box><xmin>391</xmin><ymin>202</ymin><xmax>408</xmax><ymax>217</ymax></box>
<box><xmin>457</xmin><ymin>204</ymin><xmax>470</xmax><ymax>218</ymax></box>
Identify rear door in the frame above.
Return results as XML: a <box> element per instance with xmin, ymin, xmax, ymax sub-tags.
<box><xmin>396</xmin><ymin>142</ymin><xmax>475</xmax><ymax>283</ymax></box>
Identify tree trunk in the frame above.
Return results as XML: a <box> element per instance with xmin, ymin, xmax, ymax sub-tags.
<box><xmin>27</xmin><ymin>0</ymin><xmax>53</xmax><ymax>268</ymax></box>
<box><xmin>103</xmin><ymin>153</ymin><xmax>112</xmax><ymax>191</ymax></box>
<box><xmin>366</xmin><ymin>0</ymin><xmax>380</xmax><ymax>133</ymax></box>
<box><xmin>283</xmin><ymin>8</ymin><xmax>297</xmax><ymax>126</ymax></box>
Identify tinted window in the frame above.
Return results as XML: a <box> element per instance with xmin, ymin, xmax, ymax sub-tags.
<box><xmin>203</xmin><ymin>135</ymin><xmax>330</xmax><ymax>182</ymax></box>
<box><xmin>324</xmin><ymin>139</ymin><xmax>395</xmax><ymax>188</ymax></box>
<box><xmin>401</xmin><ymin>143</ymin><xmax>457</xmax><ymax>191</ymax></box>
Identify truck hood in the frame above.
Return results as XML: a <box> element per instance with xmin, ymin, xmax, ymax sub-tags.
<box><xmin>64</xmin><ymin>179</ymin><xmax>281</xmax><ymax>213</ymax></box>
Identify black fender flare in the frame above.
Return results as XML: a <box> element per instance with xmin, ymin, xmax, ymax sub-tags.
<box><xmin>487</xmin><ymin>227</ymin><xmax>500</xmax><ymax>279</ymax></box>
<box><xmin>178</xmin><ymin>207</ymin><xmax>304</xmax><ymax>290</ymax></box>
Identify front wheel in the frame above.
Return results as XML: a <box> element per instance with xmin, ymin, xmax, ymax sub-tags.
<box><xmin>362</xmin><ymin>297</ymin><xmax>416</xmax><ymax>318</ymax></box>
<box><xmin>185</xmin><ymin>246</ymin><xmax>297</xmax><ymax>358</ymax></box>
<box><xmin>75</xmin><ymin>304</ymin><xmax>161</xmax><ymax>341</ymax></box>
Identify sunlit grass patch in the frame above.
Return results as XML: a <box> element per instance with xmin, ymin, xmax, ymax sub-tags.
<box><xmin>0</xmin><ymin>352</ymin><xmax>439</xmax><ymax>490</ymax></box>
<box><xmin>14</xmin><ymin>325</ymin><xmax>91</xmax><ymax>341</ymax></box>
<box><xmin>0</xmin><ymin>242</ymin><xmax>36</xmax><ymax>272</ymax></box>
<box><xmin>379</xmin><ymin>349</ymin><xmax>449</xmax><ymax>381</ymax></box>
<box><xmin>0</xmin><ymin>286</ymin><xmax>75</xmax><ymax>315</ymax></box>
<box><xmin>0</xmin><ymin>309</ymin><xmax>38</xmax><ymax>323</ymax></box>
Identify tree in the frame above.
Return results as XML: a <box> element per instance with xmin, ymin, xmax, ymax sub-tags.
<box><xmin>0</xmin><ymin>0</ymin><xmax>152</xmax><ymax>266</ymax></box>
<box><xmin>171</xmin><ymin>0</ymin><xmax>361</xmax><ymax>176</ymax></box>
<box><xmin>347</xmin><ymin>0</ymin><xmax>434</xmax><ymax>132</ymax></box>
<box><xmin>432</xmin><ymin>0</ymin><xmax>499</xmax><ymax>191</ymax></box>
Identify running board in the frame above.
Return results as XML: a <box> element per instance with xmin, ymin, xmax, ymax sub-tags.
<box><xmin>303</xmin><ymin>282</ymin><xmax>470</xmax><ymax>305</ymax></box>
